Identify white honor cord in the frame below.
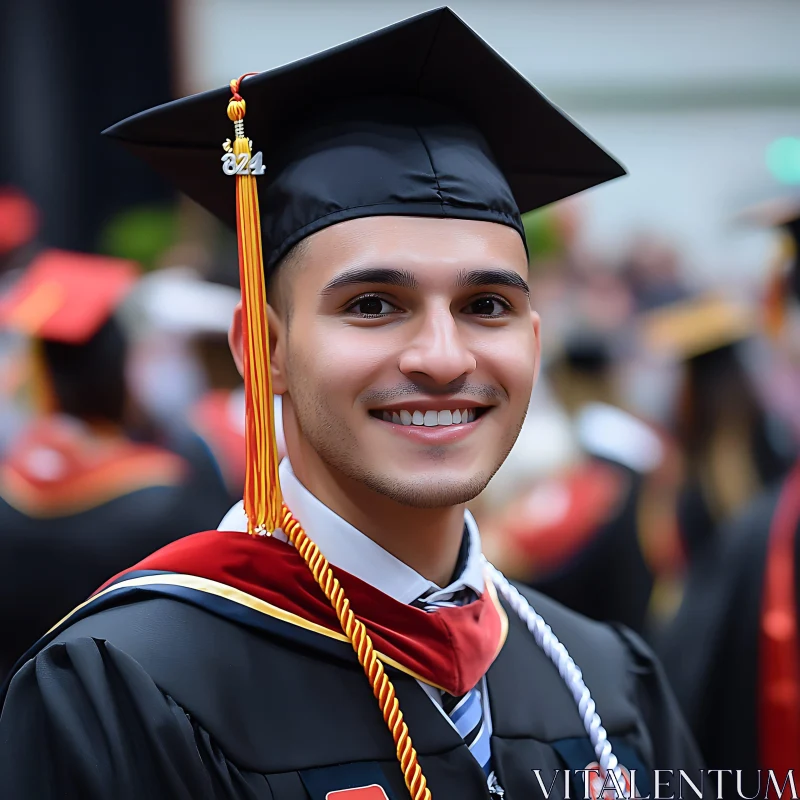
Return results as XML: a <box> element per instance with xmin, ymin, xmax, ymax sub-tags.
<box><xmin>484</xmin><ymin>558</ymin><xmax>630</xmax><ymax>796</ymax></box>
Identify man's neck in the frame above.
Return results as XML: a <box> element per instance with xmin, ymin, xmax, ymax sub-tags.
<box><xmin>290</xmin><ymin>457</ymin><xmax>466</xmax><ymax>588</ymax></box>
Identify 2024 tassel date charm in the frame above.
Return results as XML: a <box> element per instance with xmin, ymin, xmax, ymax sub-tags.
<box><xmin>221</xmin><ymin>139</ymin><xmax>266</xmax><ymax>176</ymax></box>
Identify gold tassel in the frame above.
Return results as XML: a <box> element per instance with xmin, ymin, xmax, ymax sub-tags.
<box><xmin>223</xmin><ymin>75</ymin><xmax>431</xmax><ymax>800</ymax></box>
<box><xmin>226</xmin><ymin>76</ymin><xmax>282</xmax><ymax>535</ymax></box>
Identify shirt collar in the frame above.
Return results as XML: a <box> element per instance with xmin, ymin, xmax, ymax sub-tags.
<box><xmin>217</xmin><ymin>459</ymin><xmax>485</xmax><ymax>604</ymax></box>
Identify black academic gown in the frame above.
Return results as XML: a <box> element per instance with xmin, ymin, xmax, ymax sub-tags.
<box><xmin>530</xmin><ymin>459</ymin><xmax>654</xmax><ymax>635</ymax></box>
<box><xmin>658</xmin><ymin>478</ymin><xmax>800</xmax><ymax>794</ymax></box>
<box><xmin>0</xmin><ymin>583</ymin><xmax>703</xmax><ymax>799</ymax></box>
<box><xmin>0</xmin><ymin>424</ymin><xmax>231</xmax><ymax>677</ymax></box>
<box><xmin>0</xmin><ymin>487</ymin><xmax>228</xmax><ymax>678</ymax></box>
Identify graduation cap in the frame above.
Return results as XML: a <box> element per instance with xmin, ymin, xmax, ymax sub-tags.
<box><xmin>639</xmin><ymin>294</ymin><xmax>756</xmax><ymax>362</ymax></box>
<box><xmin>104</xmin><ymin>10</ymin><xmax>626</xmax><ymax>795</ymax></box>
<box><xmin>105</xmin><ymin>7</ymin><xmax>624</xmax><ymax>274</ymax></box>
<box><xmin>0</xmin><ymin>250</ymin><xmax>138</xmax><ymax>419</ymax></box>
<box><xmin>0</xmin><ymin>249</ymin><xmax>139</xmax><ymax>345</ymax></box>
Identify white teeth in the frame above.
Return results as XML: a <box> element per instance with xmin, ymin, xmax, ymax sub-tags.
<box><xmin>379</xmin><ymin>408</ymin><xmax>482</xmax><ymax>426</ymax></box>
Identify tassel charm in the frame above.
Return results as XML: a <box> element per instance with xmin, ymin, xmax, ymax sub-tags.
<box><xmin>224</xmin><ymin>74</ymin><xmax>282</xmax><ymax>536</ymax></box>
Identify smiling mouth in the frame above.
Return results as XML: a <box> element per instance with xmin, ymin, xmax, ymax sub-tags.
<box><xmin>368</xmin><ymin>407</ymin><xmax>489</xmax><ymax>427</ymax></box>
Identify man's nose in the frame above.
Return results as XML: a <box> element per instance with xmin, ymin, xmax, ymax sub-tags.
<box><xmin>397</xmin><ymin>308</ymin><xmax>477</xmax><ymax>385</ymax></box>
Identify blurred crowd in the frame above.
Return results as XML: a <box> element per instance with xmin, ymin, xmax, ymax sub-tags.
<box><xmin>0</xmin><ymin>172</ymin><xmax>798</xmax><ymax>780</ymax></box>
<box><xmin>477</xmin><ymin>197</ymin><xmax>799</xmax><ymax>627</ymax></box>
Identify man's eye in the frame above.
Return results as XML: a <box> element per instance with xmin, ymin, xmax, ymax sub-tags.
<box><xmin>347</xmin><ymin>295</ymin><xmax>397</xmax><ymax>316</ymax></box>
<box><xmin>465</xmin><ymin>296</ymin><xmax>510</xmax><ymax>316</ymax></box>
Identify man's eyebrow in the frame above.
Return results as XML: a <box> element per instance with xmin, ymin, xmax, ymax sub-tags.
<box><xmin>320</xmin><ymin>268</ymin><xmax>419</xmax><ymax>295</ymax></box>
<box><xmin>456</xmin><ymin>268</ymin><xmax>530</xmax><ymax>297</ymax></box>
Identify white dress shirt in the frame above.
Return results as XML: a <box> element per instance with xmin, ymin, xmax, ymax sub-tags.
<box><xmin>218</xmin><ymin>459</ymin><xmax>494</xmax><ymax>732</ymax></box>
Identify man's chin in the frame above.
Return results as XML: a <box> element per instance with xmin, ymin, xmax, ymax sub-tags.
<box><xmin>364</xmin><ymin>470</ymin><xmax>492</xmax><ymax>509</ymax></box>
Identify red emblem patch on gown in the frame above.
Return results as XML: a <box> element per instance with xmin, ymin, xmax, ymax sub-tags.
<box><xmin>326</xmin><ymin>786</ymin><xmax>389</xmax><ymax>799</ymax></box>
<box><xmin>584</xmin><ymin>761</ymin><xmax>635</xmax><ymax>798</ymax></box>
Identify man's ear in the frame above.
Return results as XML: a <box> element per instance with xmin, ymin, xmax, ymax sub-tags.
<box><xmin>531</xmin><ymin>310</ymin><xmax>542</xmax><ymax>384</ymax></box>
<box><xmin>229</xmin><ymin>302</ymin><xmax>289</xmax><ymax>395</ymax></box>
<box><xmin>267</xmin><ymin>304</ymin><xmax>288</xmax><ymax>395</ymax></box>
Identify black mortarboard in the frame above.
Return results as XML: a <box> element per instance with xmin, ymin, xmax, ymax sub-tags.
<box><xmin>104</xmin><ymin>7</ymin><xmax>624</xmax><ymax>273</ymax></box>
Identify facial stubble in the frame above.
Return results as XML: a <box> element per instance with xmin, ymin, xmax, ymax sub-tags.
<box><xmin>286</xmin><ymin>343</ymin><xmax>528</xmax><ymax>509</ymax></box>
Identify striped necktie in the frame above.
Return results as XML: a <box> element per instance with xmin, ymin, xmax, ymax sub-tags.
<box><xmin>441</xmin><ymin>682</ymin><xmax>491</xmax><ymax>774</ymax></box>
<box><xmin>412</xmin><ymin>587</ymin><xmax>491</xmax><ymax>775</ymax></box>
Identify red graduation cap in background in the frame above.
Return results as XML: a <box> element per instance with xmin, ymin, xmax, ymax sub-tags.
<box><xmin>0</xmin><ymin>249</ymin><xmax>139</xmax><ymax>344</ymax></box>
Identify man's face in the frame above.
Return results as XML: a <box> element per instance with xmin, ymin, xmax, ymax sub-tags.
<box><xmin>268</xmin><ymin>216</ymin><xmax>540</xmax><ymax>509</ymax></box>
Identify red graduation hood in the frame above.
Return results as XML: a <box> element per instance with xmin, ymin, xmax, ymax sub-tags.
<box><xmin>102</xmin><ymin>528</ymin><xmax>506</xmax><ymax>697</ymax></box>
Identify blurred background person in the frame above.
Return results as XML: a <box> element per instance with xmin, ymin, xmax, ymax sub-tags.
<box><xmin>0</xmin><ymin>250</ymin><xmax>229</xmax><ymax>677</ymax></box>
<box><xmin>479</xmin><ymin>328</ymin><xmax>666</xmax><ymax>635</ymax></box>
<box><xmin>639</xmin><ymin>293</ymin><xmax>795</xmax><ymax>564</ymax></box>
<box><xmin>132</xmin><ymin>268</ymin><xmax>245</xmax><ymax>504</ymax></box>
<box><xmin>128</xmin><ymin>267</ymin><xmax>286</xmax><ymax>505</ymax></box>
<box><xmin>0</xmin><ymin>187</ymin><xmax>41</xmax><ymax>456</ymax></box>
<box><xmin>658</xmin><ymin>200</ymin><xmax>800</xmax><ymax>790</ymax></box>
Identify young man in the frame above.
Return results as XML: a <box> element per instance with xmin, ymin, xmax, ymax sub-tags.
<box><xmin>0</xmin><ymin>10</ymin><xmax>703</xmax><ymax>799</ymax></box>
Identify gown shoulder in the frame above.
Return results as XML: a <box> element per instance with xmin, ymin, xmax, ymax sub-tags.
<box><xmin>513</xmin><ymin>582</ymin><xmax>705</xmax><ymax>774</ymax></box>
<box><xmin>0</xmin><ymin>635</ymin><xmax>217</xmax><ymax>799</ymax></box>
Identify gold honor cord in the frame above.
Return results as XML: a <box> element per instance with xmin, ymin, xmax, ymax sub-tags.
<box><xmin>224</xmin><ymin>78</ymin><xmax>431</xmax><ymax>800</ymax></box>
<box><xmin>281</xmin><ymin>506</ymin><xmax>431</xmax><ymax>800</ymax></box>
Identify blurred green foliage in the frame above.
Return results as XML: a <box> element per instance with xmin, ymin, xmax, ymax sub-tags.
<box><xmin>522</xmin><ymin>205</ymin><xmax>566</xmax><ymax>262</ymax></box>
<box><xmin>97</xmin><ymin>205</ymin><xmax>178</xmax><ymax>270</ymax></box>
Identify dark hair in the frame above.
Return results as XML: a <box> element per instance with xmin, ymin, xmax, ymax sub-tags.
<box><xmin>41</xmin><ymin>316</ymin><xmax>128</xmax><ymax>423</ymax></box>
<box><xmin>266</xmin><ymin>237</ymin><xmax>309</xmax><ymax>326</ymax></box>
